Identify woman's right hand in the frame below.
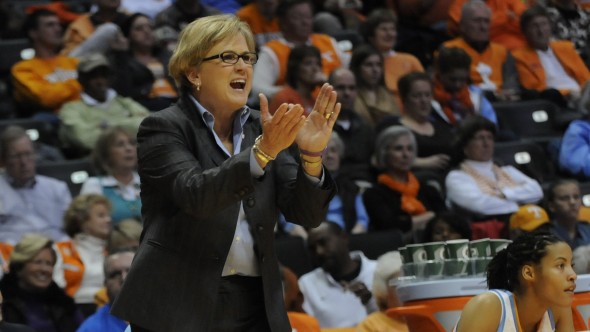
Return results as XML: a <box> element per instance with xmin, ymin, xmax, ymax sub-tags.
<box><xmin>257</xmin><ymin>93</ymin><xmax>306</xmax><ymax>158</ymax></box>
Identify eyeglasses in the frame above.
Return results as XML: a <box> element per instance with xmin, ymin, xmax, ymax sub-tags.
<box><xmin>6</xmin><ymin>151</ymin><xmax>35</xmax><ymax>162</ymax></box>
<box><xmin>202</xmin><ymin>51</ymin><xmax>258</xmax><ymax>65</ymax></box>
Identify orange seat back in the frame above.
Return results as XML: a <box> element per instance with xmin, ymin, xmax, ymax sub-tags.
<box><xmin>288</xmin><ymin>312</ymin><xmax>321</xmax><ymax>332</ymax></box>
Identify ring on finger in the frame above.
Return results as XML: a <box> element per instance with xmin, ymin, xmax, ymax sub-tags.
<box><xmin>325</xmin><ymin>112</ymin><xmax>333</xmax><ymax>120</ymax></box>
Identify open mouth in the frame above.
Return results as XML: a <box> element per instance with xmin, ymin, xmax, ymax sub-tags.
<box><xmin>230</xmin><ymin>80</ymin><xmax>246</xmax><ymax>90</ymax></box>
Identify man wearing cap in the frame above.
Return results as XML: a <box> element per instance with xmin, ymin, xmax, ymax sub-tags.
<box><xmin>58</xmin><ymin>53</ymin><xmax>149</xmax><ymax>155</ymax></box>
<box><xmin>508</xmin><ymin>204</ymin><xmax>551</xmax><ymax>239</ymax></box>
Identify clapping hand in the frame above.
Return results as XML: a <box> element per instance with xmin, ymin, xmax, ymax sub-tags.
<box><xmin>295</xmin><ymin>83</ymin><xmax>341</xmax><ymax>154</ymax></box>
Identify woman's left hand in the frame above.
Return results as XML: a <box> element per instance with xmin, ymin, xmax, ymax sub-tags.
<box><xmin>295</xmin><ymin>83</ymin><xmax>341</xmax><ymax>153</ymax></box>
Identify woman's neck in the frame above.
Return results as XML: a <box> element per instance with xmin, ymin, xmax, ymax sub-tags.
<box><xmin>361</xmin><ymin>87</ymin><xmax>378</xmax><ymax>105</ymax></box>
<box><xmin>295</xmin><ymin>84</ymin><xmax>314</xmax><ymax>100</ymax></box>
<box><xmin>513</xmin><ymin>291</ymin><xmax>549</xmax><ymax>332</ymax></box>
<box><xmin>400</xmin><ymin>115</ymin><xmax>433</xmax><ymax>135</ymax></box>
<box><xmin>111</xmin><ymin>169</ymin><xmax>134</xmax><ymax>185</ymax></box>
<box><xmin>214</xmin><ymin>119</ymin><xmax>234</xmax><ymax>144</ymax></box>
<box><xmin>557</xmin><ymin>216</ymin><xmax>578</xmax><ymax>237</ymax></box>
<box><xmin>386</xmin><ymin>170</ymin><xmax>408</xmax><ymax>183</ymax></box>
<box><xmin>133</xmin><ymin>48</ymin><xmax>154</xmax><ymax>64</ymax></box>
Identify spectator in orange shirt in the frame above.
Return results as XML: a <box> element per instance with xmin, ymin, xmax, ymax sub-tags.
<box><xmin>443</xmin><ymin>0</ymin><xmax>521</xmax><ymax>101</ymax></box>
<box><xmin>513</xmin><ymin>5</ymin><xmax>590</xmax><ymax>109</ymax></box>
<box><xmin>447</xmin><ymin>0</ymin><xmax>527</xmax><ymax>50</ymax></box>
<box><xmin>236</xmin><ymin>0</ymin><xmax>281</xmax><ymax>49</ymax></box>
<box><xmin>252</xmin><ymin>0</ymin><xmax>347</xmax><ymax>102</ymax></box>
<box><xmin>269</xmin><ymin>45</ymin><xmax>325</xmax><ymax>115</ymax></box>
<box><xmin>360</xmin><ymin>9</ymin><xmax>424</xmax><ymax>107</ymax></box>
<box><xmin>11</xmin><ymin>9</ymin><xmax>81</xmax><ymax>122</ymax></box>
<box><xmin>61</xmin><ymin>0</ymin><xmax>129</xmax><ymax>57</ymax></box>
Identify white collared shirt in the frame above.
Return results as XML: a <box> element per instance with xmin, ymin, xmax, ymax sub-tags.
<box><xmin>298</xmin><ymin>251</ymin><xmax>379</xmax><ymax>328</ymax></box>
<box><xmin>537</xmin><ymin>47</ymin><xmax>580</xmax><ymax>93</ymax></box>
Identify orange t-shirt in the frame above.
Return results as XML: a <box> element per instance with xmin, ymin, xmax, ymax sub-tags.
<box><xmin>236</xmin><ymin>3</ymin><xmax>281</xmax><ymax>48</ymax></box>
<box><xmin>443</xmin><ymin>37</ymin><xmax>509</xmax><ymax>91</ymax></box>
<box><xmin>11</xmin><ymin>55</ymin><xmax>81</xmax><ymax>112</ymax></box>
<box><xmin>447</xmin><ymin>0</ymin><xmax>527</xmax><ymax>50</ymax></box>
<box><xmin>512</xmin><ymin>40</ymin><xmax>590</xmax><ymax>93</ymax></box>
<box><xmin>265</xmin><ymin>34</ymin><xmax>343</xmax><ymax>86</ymax></box>
<box><xmin>383</xmin><ymin>52</ymin><xmax>424</xmax><ymax>107</ymax></box>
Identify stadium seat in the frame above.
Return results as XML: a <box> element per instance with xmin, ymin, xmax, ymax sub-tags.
<box><xmin>494</xmin><ymin>140</ymin><xmax>556</xmax><ymax>184</ymax></box>
<box><xmin>36</xmin><ymin>158</ymin><xmax>96</xmax><ymax>196</ymax></box>
<box><xmin>0</xmin><ymin>118</ymin><xmax>57</xmax><ymax>146</ymax></box>
<box><xmin>493</xmin><ymin>99</ymin><xmax>564</xmax><ymax>143</ymax></box>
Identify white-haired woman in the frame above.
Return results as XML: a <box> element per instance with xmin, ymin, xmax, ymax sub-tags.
<box><xmin>363</xmin><ymin>126</ymin><xmax>445</xmax><ymax>241</ymax></box>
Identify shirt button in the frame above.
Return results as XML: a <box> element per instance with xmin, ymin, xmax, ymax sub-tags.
<box><xmin>246</xmin><ymin>197</ymin><xmax>255</xmax><ymax>207</ymax></box>
<box><xmin>236</xmin><ymin>236</ymin><xmax>241</xmax><ymax>242</ymax></box>
<box><xmin>230</xmin><ymin>269</ymin><xmax>236</xmax><ymax>274</ymax></box>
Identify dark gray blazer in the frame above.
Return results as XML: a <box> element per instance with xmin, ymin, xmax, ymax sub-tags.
<box><xmin>110</xmin><ymin>94</ymin><xmax>335</xmax><ymax>332</ymax></box>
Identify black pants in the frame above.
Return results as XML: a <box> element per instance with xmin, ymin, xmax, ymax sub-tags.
<box><xmin>131</xmin><ymin>276</ymin><xmax>271</xmax><ymax>332</ymax></box>
<box><xmin>212</xmin><ymin>275</ymin><xmax>271</xmax><ymax>332</ymax></box>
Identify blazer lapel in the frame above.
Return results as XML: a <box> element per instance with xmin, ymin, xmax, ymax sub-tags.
<box><xmin>177</xmin><ymin>96</ymin><xmax>228</xmax><ymax>167</ymax></box>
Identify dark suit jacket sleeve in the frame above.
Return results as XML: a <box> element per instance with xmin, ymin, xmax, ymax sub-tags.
<box><xmin>137</xmin><ymin>113</ymin><xmax>256</xmax><ymax>220</ymax></box>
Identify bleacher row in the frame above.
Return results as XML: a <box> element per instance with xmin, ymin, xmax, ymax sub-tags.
<box><xmin>2</xmin><ymin>98</ymin><xmax>586</xmax><ymax>192</ymax></box>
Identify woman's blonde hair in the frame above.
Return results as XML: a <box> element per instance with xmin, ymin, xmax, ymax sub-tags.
<box><xmin>108</xmin><ymin>218</ymin><xmax>143</xmax><ymax>253</ymax></box>
<box><xmin>168</xmin><ymin>14</ymin><xmax>255</xmax><ymax>91</ymax></box>
<box><xmin>64</xmin><ymin>194</ymin><xmax>112</xmax><ymax>237</ymax></box>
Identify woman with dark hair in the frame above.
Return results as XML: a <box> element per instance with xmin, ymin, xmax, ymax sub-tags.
<box><xmin>0</xmin><ymin>234</ymin><xmax>84</xmax><ymax>332</ymax></box>
<box><xmin>422</xmin><ymin>211</ymin><xmax>472</xmax><ymax>242</ymax></box>
<box><xmin>432</xmin><ymin>47</ymin><xmax>497</xmax><ymax>128</ymax></box>
<box><xmin>349</xmin><ymin>44</ymin><xmax>400</xmax><ymax>126</ymax></box>
<box><xmin>455</xmin><ymin>232</ymin><xmax>576</xmax><ymax>331</ymax></box>
<box><xmin>379</xmin><ymin>71</ymin><xmax>455</xmax><ymax>173</ymax></box>
<box><xmin>360</xmin><ymin>8</ymin><xmax>424</xmax><ymax>106</ymax></box>
<box><xmin>111</xmin><ymin>13</ymin><xmax>178</xmax><ymax>111</ymax></box>
<box><xmin>445</xmin><ymin>116</ymin><xmax>543</xmax><ymax>223</ymax></box>
<box><xmin>269</xmin><ymin>45</ymin><xmax>324</xmax><ymax>114</ymax></box>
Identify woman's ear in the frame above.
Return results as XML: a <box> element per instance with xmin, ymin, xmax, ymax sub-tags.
<box><xmin>522</xmin><ymin>264</ymin><xmax>535</xmax><ymax>282</ymax></box>
<box><xmin>185</xmin><ymin>68</ymin><xmax>201</xmax><ymax>88</ymax></box>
